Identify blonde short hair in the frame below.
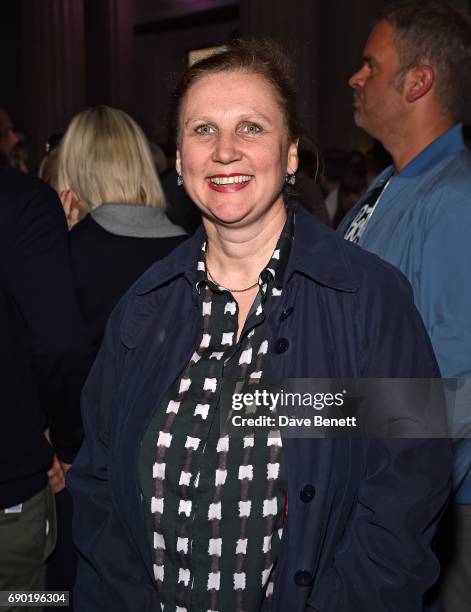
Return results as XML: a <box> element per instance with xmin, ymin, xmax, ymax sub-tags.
<box><xmin>38</xmin><ymin>146</ymin><xmax>60</xmax><ymax>192</ymax></box>
<box><xmin>58</xmin><ymin>106</ymin><xmax>165</xmax><ymax>210</ymax></box>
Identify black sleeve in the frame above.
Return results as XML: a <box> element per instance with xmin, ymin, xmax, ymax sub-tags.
<box><xmin>6</xmin><ymin>179</ymin><xmax>94</xmax><ymax>462</ymax></box>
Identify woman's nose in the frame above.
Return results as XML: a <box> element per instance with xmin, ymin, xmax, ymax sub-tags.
<box><xmin>212</xmin><ymin>132</ymin><xmax>242</xmax><ymax>164</ymax></box>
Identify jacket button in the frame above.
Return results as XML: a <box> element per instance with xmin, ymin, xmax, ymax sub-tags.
<box><xmin>279</xmin><ymin>307</ymin><xmax>294</xmax><ymax>321</ymax></box>
<box><xmin>294</xmin><ymin>570</ymin><xmax>314</xmax><ymax>587</ymax></box>
<box><xmin>274</xmin><ymin>338</ymin><xmax>289</xmax><ymax>354</ymax></box>
<box><xmin>300</xmin><ymin>484</ymin><xmax>316</xmax><ymax>503</ymax></box>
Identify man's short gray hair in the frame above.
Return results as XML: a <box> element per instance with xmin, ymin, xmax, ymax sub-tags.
<box><xmin>378</xmin><ymin>1</ymin><xmax>471</xmax><ymax>122</ymax></box>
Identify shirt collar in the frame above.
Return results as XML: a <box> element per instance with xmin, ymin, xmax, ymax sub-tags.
<box><xmin>357</xmin><ymin>123</ymin><xmax>466</xmax><ymax>200</ymax></box>
<box><xmin>266</xmin><ymin>204</ymin><xmax>294</xmax><ymax>289</ymax></box>
<box><xmin>399</xmin><ymin>123</ymin><xmax>465</xmax><ymax>178</ymax></box>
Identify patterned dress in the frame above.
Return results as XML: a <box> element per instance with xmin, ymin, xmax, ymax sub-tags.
<box><xmin>139</xmin><ymin>210</ymin><xmax>294</xmax><ymax>612</ymax></box>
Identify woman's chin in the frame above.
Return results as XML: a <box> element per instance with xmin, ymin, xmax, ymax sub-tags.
<box><xmin>202</xmin><ymin>202</ymin><xmax>252</xmax><ymax>227</ymax></box>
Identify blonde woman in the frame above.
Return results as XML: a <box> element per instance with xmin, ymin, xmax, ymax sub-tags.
<box><xmin>58</xmin><ymin>106</ymin><xmax>186</xmax><ymax>347</ymax></box>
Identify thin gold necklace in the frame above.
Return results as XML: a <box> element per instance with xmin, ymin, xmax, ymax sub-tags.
<box><xmin>205</xmin><ymin>252</ymin><xmax>259</xmax><ymax>293</ymax></box>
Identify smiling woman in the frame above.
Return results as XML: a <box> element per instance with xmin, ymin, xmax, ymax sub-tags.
<box><xmin>175</xmin><ymin>69</ymin><xmax>297</xmax><ymax>235</ymax></box>
<box><xmin>68</xmin><ymin>41</ymin><xmax>452</xmax><ymax>612</ymax></box>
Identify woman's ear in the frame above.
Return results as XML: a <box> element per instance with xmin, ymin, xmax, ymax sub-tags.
<box><xmin>176</xmin><ymin>149</ymin><xmax>182</xmax><ymax>176</ymax></box>
<box><xmin>60</xmin><ymin>189</ymin><xmax>87</xmax><ymax>230</ymax></box>
<box><xmin>287</xmin><ymin>138</ymin><xmax>299</xmax><ymax>175</ymax></box>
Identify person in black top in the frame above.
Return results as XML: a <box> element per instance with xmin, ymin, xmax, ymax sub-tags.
<box><xmin>57</xmin><ymin>105</ymin><xmax>187</xmax><ymax>349</ymax></box>
<box><xmin>0</xmin><ymin>167</ymin><xmax>93</xmax><ymax>598</ymax></box>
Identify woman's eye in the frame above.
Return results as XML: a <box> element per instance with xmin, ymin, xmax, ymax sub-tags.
<box><xmin>241</xmin><ymin>123</ymin><xmax>262</xmax><ymax>135</ymax></box>
<box><xmin>195</xmin><ymin>125</ymin><xmax>214</xmax><ymax>135</ymax></box>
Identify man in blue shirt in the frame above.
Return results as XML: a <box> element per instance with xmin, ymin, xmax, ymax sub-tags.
<box><xmin>339</xmin><ymin>2</ymin><xmax>471</xmax><ymax>610</ymax></box>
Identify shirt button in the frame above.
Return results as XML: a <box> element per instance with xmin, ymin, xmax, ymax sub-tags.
<box><xmin>294</xmin><ymin>570</ymin><xmax>314</xmax><ymax>587</ymax></box>
<box><xmin>274</xmin><ymin>338</ymin><xmax>290</xmax><ymax>353</ymax></box>
<box><xmin>300</xmin><ymin>484</ymin><xmax>316</xmax><ymax>503</ymax></box>
<box><xmin>279</xmin><ymin>307</ymin><xmax>294</xmax><ymax>321</ymax></box>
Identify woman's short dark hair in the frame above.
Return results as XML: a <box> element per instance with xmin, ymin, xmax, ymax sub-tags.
<box><xmin>378</xmin><ymin>1</ymin><xmax>471</xmax><ymax>121</ymax></box>
<box><xmin>171</xmin><ymin>40</ymin><xmax>301</xmax><ymax>144</ymax></box>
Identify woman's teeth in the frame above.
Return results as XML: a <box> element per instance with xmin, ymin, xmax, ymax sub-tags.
<box><xmin>210</xmin><ymin>175</ymin><xmax>252</xmax><ymax>185</ymax></box>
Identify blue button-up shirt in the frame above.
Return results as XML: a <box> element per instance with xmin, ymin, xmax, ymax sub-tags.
<box><xmin>340</xmin><ymin>124</ymin><xmax>471</xmax><ymax>502</ymax></box>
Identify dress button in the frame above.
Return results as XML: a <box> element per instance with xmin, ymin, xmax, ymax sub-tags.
<box><xmin>279</xmin><ymin>307</ymin><xmax>294</xmax><ymax>321</ymax></box>
<box><xmin>300</xmin><ymin>484</ymin><xmax>316</xmax><ymax>503</ymax></box>
<box><xmin>294</xmin><ymin>570</ymin><xmax>314</xmax><ymax>587</ymax></box>
<box><xmin>274</xmin><ymin>338</ymin><xmax>290</xmax><ymax>354</ymax></box>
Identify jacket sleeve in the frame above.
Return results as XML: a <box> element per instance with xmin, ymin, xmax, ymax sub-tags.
<box><xmin>308</xmin><ymin>267</ymin><xmax>452</xmax><ymax>612</ymax></box>
<box><xmin>6</xmin><ymin>180</ymin><xmax>93</xmax><ymax>461</ymax></box>
<box><xmin>66</xmin><ymin>312</ymin><xmax>160</xmax><ymax>612</ymax></box>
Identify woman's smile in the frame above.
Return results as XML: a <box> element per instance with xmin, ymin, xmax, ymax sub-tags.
<box><xmin>176</xmin><ymin>70</ymin><xmax>298</xmax><ymax>227</ymax></box>
<box><xmin>207</xmin><ymin>173</ymin><xmax>254</xmax><ymax>192</ymax></box>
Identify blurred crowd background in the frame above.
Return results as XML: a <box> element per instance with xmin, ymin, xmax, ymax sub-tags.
<box><xmin>2</xmin><ymin>0</ymin><xmax>469</xmax><ymax>230</ymax></box>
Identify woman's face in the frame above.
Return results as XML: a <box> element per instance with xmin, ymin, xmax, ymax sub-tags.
<box><xmin>176</xmin><ymin>70</ymin><xmax>298</xmax><ymax>227</ymax></box>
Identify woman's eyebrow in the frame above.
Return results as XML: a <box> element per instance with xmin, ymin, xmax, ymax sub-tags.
<box><xmin>184</xmin><ymin>116</ymin><xmax>214</xmax><ymax>127</ymax></box>
<box><xmin>184</xmin><ymin>111</ymin><xmax>273</xmax><ymax>127</ymax></box>
<box><xmin>238</xmin><ymin>112</ymin><xmax>273</xmax><ymax>124</ymax></box>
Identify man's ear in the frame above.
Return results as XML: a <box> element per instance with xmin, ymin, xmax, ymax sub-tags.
<box><xmin>176</xmin><ymin>149</ymin><xmax>182</xmax><ymax>175</ymax></box>
<box><xmin>405</xmin><ymin>65</ymin><xmax>435</xmax><ymax>103</ymax></box>
<box><xmin>287</xmin><ymin>138</ymin><xmax>299</xmax><ymax>175</ymax></box>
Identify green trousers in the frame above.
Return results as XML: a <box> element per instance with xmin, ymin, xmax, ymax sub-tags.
<box><xmin>0</xmin><ymin>485</ymin><xmax>57</xmax><ymax>612</ymax></box>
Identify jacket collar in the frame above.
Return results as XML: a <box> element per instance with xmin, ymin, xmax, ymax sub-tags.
<box><xmin>134</xmin><ymin>202</ymin><xmax>358</xmax><ymax>296</ymax></box>
<box><xmin>134</xmin><ymin>225</ymin><xmax>204</xmax><ymax>295</ymax></box>
<box><xmin>287</xmin><ymin>204</ymin><xmax>358</xmax><ymax>292</ymax></box>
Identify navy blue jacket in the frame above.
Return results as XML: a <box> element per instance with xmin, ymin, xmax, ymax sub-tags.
<box><xmin>0</xmin><ymin>168</ymin><xmax>93</xmax><ymax>509</ymax></box>
<box><xmin>68</xmin><ymin>205</ymin><xmax>452</xmax><ymax>611</ymax></box>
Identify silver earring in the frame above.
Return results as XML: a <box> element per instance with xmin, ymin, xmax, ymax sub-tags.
<box><xmin>285</xmin><ymin>173</ymin><xmax>296</xmax><ymax>186</ymax></box>
<box><xmin>177</xmin><ymin>174</ymin><xmax>184</xmax><ymax>187</ymax></box>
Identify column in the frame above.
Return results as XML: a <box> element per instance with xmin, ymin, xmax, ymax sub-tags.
<box><xmin>22</xmin><ymin>0</ymin><xmax>86</xmax><ymax>169</ymax></box>
<box><xmin>84</xmin><ymin>0</ymin><xmax>135</xmax><ymax>112</ymax></box>
<box><xmin>239</xmin><ymin>0</ymin><xmax>320</xmax><ymax>143</ymax></box>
